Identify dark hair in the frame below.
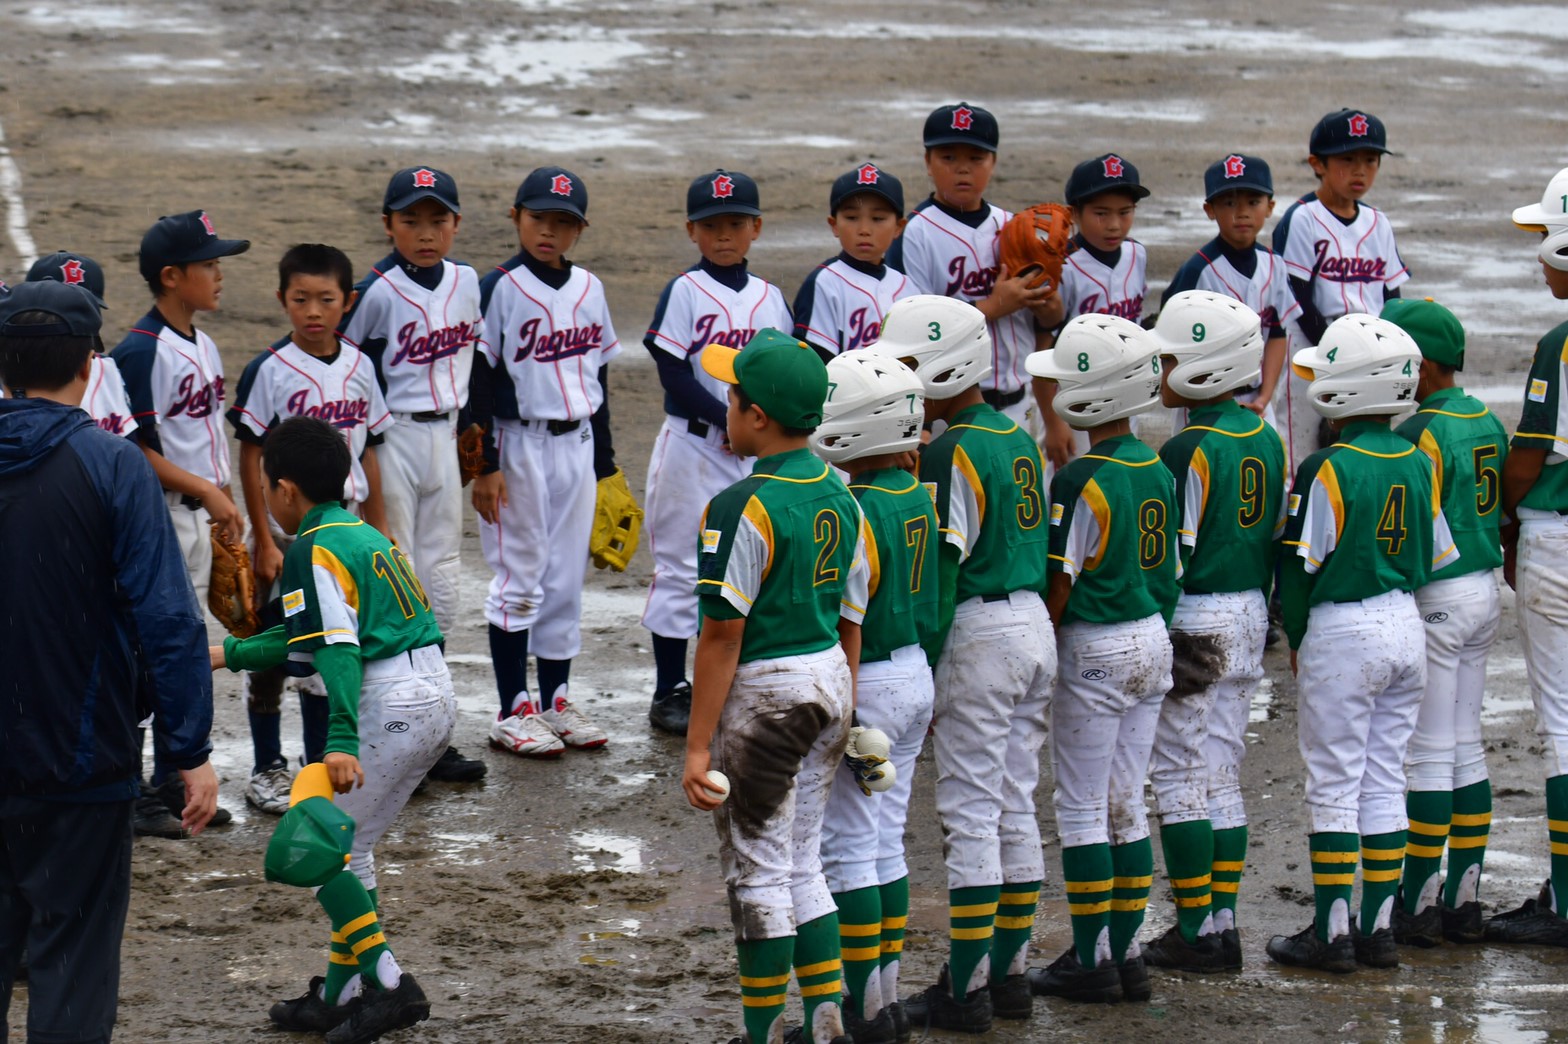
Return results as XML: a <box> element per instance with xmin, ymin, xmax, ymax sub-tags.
<box><xmin>144</xmin><ymin>261</ymin><xmax>188</xmax><ymax>299</ymax></box>
<box><xmin>262</xmin><ymin>416</ymin><xmax>351</xmax><ymax>504</ymax></box>
<box><xmin>0</xmin><ymin>311</ymin><xmax>94</xmax><ymax>393</ymax></box>
<box><xmin>1432</xmin><ymin>361</ymin><xmax>1458</xmax><ymax>377</ymax></box>
<box><xmin>735</xmin><ymin>386</ymin><xmax>816</xmax><ymax>438</ymax></box>
<box><xmin>279</xmin><ymin>243</ymin><xmax>355</xmax><ymax>296</ymax></box>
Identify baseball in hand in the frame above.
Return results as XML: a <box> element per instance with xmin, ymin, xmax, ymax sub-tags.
<box><xmin>855</xmin><ymin>727</ymin><xmax>891</xmax><ymax>762</ymax></box>
<box><xmin>703</xmin><ymin>770</ymin><xmax>731</xmax><ymax>803</ymax></box>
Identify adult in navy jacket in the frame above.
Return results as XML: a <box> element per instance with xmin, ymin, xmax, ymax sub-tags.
<box><xmin>0</xmin><ymin>281</ymin><xmax>216</xmax><ymax>1043</ymax></box>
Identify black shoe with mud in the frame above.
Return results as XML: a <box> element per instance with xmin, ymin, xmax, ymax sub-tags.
<box><xmin>324</xmin><ymin>973</ymin><xmax>430</xmax><ymax>1044</ymax></box>
<box><xmin>649</xmin><ymin>680</ymin><xmax>692</xmax><ymax>735</ymax></box>
<box><xmin>1028</xmin><ymin>947</ymin><xmax>1122</xmax><ymax>1004</ymax></box>
<box><xmin>987</xmin><ymin>973</ymin><xmax>1032</xmax><ymax>1019</ymax></box>
<box><xmin>1483</xmin><ymin>881</ymin><xmax>1568</xmax><ymax>946</ymax></box>
<box><xmin>1141</xmin><ymin>923</ymin><xmax>1227</xmax><ymax>972</ymax></box>
<box><xmin>1443</xmin><ymin>900</ymin><xmax>1484</xmax><ymax>943</ymax></box>
<box><xmin>269</xmin><ymin>976</ymin><xmax>357</xmax><ymax>1033</ymax></box>
<box><xmin>1391</xmin><ymin>901</ymin><xmax>1443</xmax><ymax>948</ymax></box>
<box><xmin>1265</xmin><ymin>921</ymin><xmax>1356</xmax><ymax>973</ymax></box>
<box><xmin>902</xmin><ymin>963</ymin><xmax>992</xmax><ymax>1034</ymax></box>
<box><xmin>1353</xmin><ymin>924</ymin><xmax>1399</xmax><ymax>968</ymax></box>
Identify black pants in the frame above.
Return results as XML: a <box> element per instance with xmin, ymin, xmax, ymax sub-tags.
<box><xmin>0</xmin><ymin>797</ymin><xmax>132</xmax><ymax>1043</ymax></box>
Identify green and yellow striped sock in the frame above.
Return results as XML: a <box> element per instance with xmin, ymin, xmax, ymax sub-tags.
<box><xmin>1309</xmin><ymin>832</ymin><xmax>1357</xmax><ymax>942</ymax></box>
<box><xmin>1062</xmin><ymin>844</ymin><xmax>1113</xmax><ymax>967</ymax></box>
<box><xmin>1549</xmin><ymin>775</ymin><xmax>1568</xmax><ymax>913</ymax></box>
<box><xmin>832</xmin><ymin>887</ymin><xmax>882</xmax><ymax>1019</ymax></box>
<box><xmin>1210</xmin><ymin>826</ymin><xmax>1247</xmax><ymax>921</ymax></box>
<box><xmin>1402</xmin><ymin>791</ymin><xmax>1451</xmax><ymax>913</ymax></box>
<box><xmin>947</xmin><ymin>885</ymin><xmax>998</xmax><ymax>997</ymax></box>
<box><xmin>737</xmin><ymin>935</ymin><xmax>794</xmax><ymax>1044</ymax></box>
<box><xmin>316</xmin><ymin>871</ymin><xmax>395</xmax><ymax>1001</ymax></box>
<box><xmin>1361</xmin><ymin>831</ymin><xmax>1406</xmax><ymax>934</ymax></box>
<box><xmin>1445</xmin><ymin>780</ymin><xmax>1492</xmax><ymax>908</ymax></box>
<box><xmin>795</xmin><ymin>913</ymin><xmax>844</xmax><ymax>1037</ymax></box>
<box><xmin>1109</xmin><ymin>838</ymin><xmax>1153</xmax><ymax>962</ymax></box>
<box><xmin>991</xmin><ymin>881</ymin><xmax>1040</xmax><ymax>978</ymax></box>
<box><xmin>878</xmin><ymin>876</ymin><xmax>909</xmax><ymax>1003</ymax></box>
<box><xmin>1159</xmin><ymin>820</ymin><xmax>1214</xmax><ymax>941</ymax></box>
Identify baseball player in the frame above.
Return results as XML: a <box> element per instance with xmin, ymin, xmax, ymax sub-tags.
<box><xmin>792</xmin><ymin>164</ymin><xmax>911</xmax><ymax>361</ymax></box>
<box><xmin>679</xmin><ymin>329</ymin><xmax>867</xmax><ymax>1044</ymax></box>
<box><xmin>885</xmin><ymin>103</ymin><xmax>1055</xmax><ymax>432</ymax></box>
<box><xmin>872</xmin><ymin>296</ymin><xmax>1054</xmax><ymax>1033</ymax></box>
<box><xmin>1162</xmin><ymin>156</ymin><xmax>1300</xmax><ymax>431</ymax></box>
<box><xmin>1023</xmin><ymin>314</ymin><xmax>1177</xmax><ymax>1005</ymax></box>
<box><xmin>1270</xmin><ymin>315</ymin><xmax>1456</xmax><ymax>973</ymax></box>
<box><xmin>213</xmin><ymin>416</ymin><xmax>454</xmax><ymax>1043</ymax></box>
<box><xmin>1377</xmin><ymin>299</ymin><xmax>1507</xmax><ymax>948</ymax></box>
<box><xmin>471</xmin><ymin>166</ymin><xmax>621</xmax><ymax>758</ymax></box>
<box><xmin>641</xmin><ymin>169</ymin><xmax>792</xmax><ymax>736</ymax></box>
<box><xmin>1144</xmin><ymin>292</ymin><xmax>1286</xmax><ymax>974</ymax></box>
<box><xmin>227</xmin><ymin>243</ymin><xmax>394</xmax><ymax>813</ymax></box>
<box><xmin>809</xmin><ymin>351</ymin><xmax>936</xmax><ymax>1042</ymax></box>
<box><xmin>1272</xmin><ymin>109</ymin><xmax>1408</xmax><ymax>476</ymax></box>
<box><xmin>1487</xmin><ymin>169</ymin><xmax>1568</xmax><ymax>945</ymax></box>
<box><xmin>24</xmin><ymin>250</ymin><xmax>137</xmax><ymax>438</ymax></box>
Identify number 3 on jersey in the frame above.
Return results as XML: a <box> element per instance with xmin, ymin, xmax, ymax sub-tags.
<box><xmin>1013</xmin><ymin>457</ymin><xmax>1042</xmax><ymax>529</ymax></box>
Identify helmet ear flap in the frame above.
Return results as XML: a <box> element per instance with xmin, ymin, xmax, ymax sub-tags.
<box><xmin>1542</xmin><ymin>227</ymin><xmax>1568</xmax><ymax>272</ymax></box>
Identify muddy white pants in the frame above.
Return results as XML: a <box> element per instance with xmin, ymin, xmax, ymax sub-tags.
<box><xmin>1296</xmin><ymin>591</ymin><xmax>1426</xmax><ymax>835</ymax></box>
<box><xmin>378</xmin><ymin>415</ymin><xmax>463</xmax><ymax>634</ymax></box>
<box><xmin>933</xmin><ymin>591</ymin><xmax>1055</xmax><ymax>890</ymax></box>
<box><xmin>1408</xmin><ymin>571</ymin><xmax>1500</xmax><ymax>792</ymax></box>
<box><xmin>1517</xmin><ymin>516</ymin><xmax>1568</xmax><ymax>777</ymax></box>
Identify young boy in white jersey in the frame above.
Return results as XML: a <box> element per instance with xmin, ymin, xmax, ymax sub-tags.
<box><xmin>227</xmin><ymin>244</ymin><xmax>394</xmax><ymax>812</ymax></box>
<box><xmin>24</xmin><ymin>251</ymin><xmax>137</xmax><ymax>438</ymax></box>
<box><xmin>793</xmin><ymin>164</ymin><xmax>911</xmax><ymax>360</ymax></box>
<box><xmin>642</xmin><ymin>169</ymin><xmax>792</xmax><ymax>735</ymax></box>
<box><xmin>1272</xmin><ymin>109</ymin><xmax>1409</xmax><ymax>475</ymax></box>
<box><xmin>471</xmin><ymin>166</ymin><xmax>622</xmax><ymax>758</ymax></box>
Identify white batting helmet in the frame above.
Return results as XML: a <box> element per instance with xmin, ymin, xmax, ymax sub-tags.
<box><xmin>810</xmin><ymin>352</ymin><xmax>925</xmax><ymax>463</ymax></box>
<box><xmin>1513</xmin><ymin>167</ymin><xmax>1568</xmax><ymax>231</ymax></box>
<box><xmin>1153</xmin><ymin>291</ymin><xmax>1264</xmax><ymax>399</ymax></box>
<box><xmin>1291</xmin><ymin>314</ymin><xmax>1419</xmax><ymax>420</ymax></box>
<box><xmin>869</xmin><ymin>295</ymin><xmax>992</xmax><ymax>399</ymax></box>
<box><xmin>1540</xmin><ymin>226</ymin><xmax>1568</xmax><ymax>272</ymax></box>
<box><xmin>1025</xmin><ymin>314</ymin><xmax>1161</xmax><ymax>429</ymax></box>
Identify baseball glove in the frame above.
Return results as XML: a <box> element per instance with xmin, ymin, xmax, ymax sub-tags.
<box><xmin>590</xmin><ymin>468</ymin><xmax>643</xmax><ymax>572</ymax></box>
<box><xmin>208</xmin><ymin>522</ymin><xmax>260</xmax><ymax>639</ymax></box>
<box><xmin>998</xmin><ymin>203</ymin><xmax>1075</xmax><ymax>292</ymax></box>
<box><xmin>458</xmin><ymin>423</ymin><xmax>487</xmax><ymax>487</ymax></box>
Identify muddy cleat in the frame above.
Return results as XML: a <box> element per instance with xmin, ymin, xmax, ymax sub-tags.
<box><xmin>843</xmin><ymin>1006</ymin><xmax>898</xmax><ymax>1043</ymax></box>
<box><xmin>325</xmin><ymin>972</ymin><xmax>430</xmax><ymax>1044</ymax></box>
<box><xmin>988</xmin><ymin>973</ymin><xmax>1031</xmax><ymax>1020</ymax></box>
<box><xmin>1219</xmin><ymin>927</ymin><xmax>1243</xmax><ymax>971</ymax></box>
<box><xmin>133</xmin><ymin>781</ymin><xmax>185</xmax><ymax>839</ymax></box>
<box><xmin>539</xmin><ymin>700</ymin><xmax>608</xmax><ymax>750</ymax></box>
<box><xmin>1483</xmin><ymin>881</ymin><xmax>1568</xmax><ymax>946</ymax></box>
<box><xmin>902</xmin><ymin>963</ymin><xmax>992</xmax><ymax>1034</ymax></box>
<box><xmin>1391</xmin><ymin>901</ymin><xmax>1443</xmax><ymax>948</ymax></box>
<box><xmin>269</xmin><ymin>976</ymin><xmax>357</xmax><ymax>1033</ymax></box>
<box><xmin>1265</xmin><ymin>921</ymin><xmax>1355</xmax><ymax>973</ymax></box>
<box><xmin>1027</xmin><ymin>947</ymin><xmax>1121</xmax><ymax>1004</ymax></box>
<box><xmin>1118</xmin><ymin>946</ymin><xmax>1151</xmax><ymax>1002</ymax></box>
<box><xmin>782</xmin><ymin>1028</ymin><xmax>855</xmax><ymax>1044</ymax></box>
<box><xmin>1443</xmin><ymin>901</ymin><xmax>1484</xmax><ymax>944</ymax></box>
<box><xmin>1352</xmin><ymin>924</ymin><xmax>1398</xmax><ymax>968</ymax></box>
<box><xmin>155</xmin><ymin>774</ymin><xmax>230</xmax><ymax>827</ymax></box>
<box><xmin>1141</xmin><ymin>923</ymin><xmax>1226</xmax><ymax>973</ymax></box>
<box><xmin>245</xmin><ymin>759</ymin><xmax>294</xmax><ymax>815</ymax></box>
<box><xmin>648</xmin><ymin>680</ymin><xmax>692</xmax><ymax>735</ymax></box>
<box><xmin>425</xmin><ymin>745</ymin><xmax>486</xmax><ymax>783</ymax></box>
<box><xmin>886</xmin><ymin>1000</ymin><xmax>910</xmax><ymax>1043</ymax></box>
<box><xmin>489</xmin><ymin>712</ymin><xmax>566</xmax><ymax>758</ymax></box>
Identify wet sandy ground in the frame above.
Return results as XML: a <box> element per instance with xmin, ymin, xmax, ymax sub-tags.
<box><xmin>6</xmin><ymin>0</ymin><xmax>1568</xmax><ymax>1040</ymax></box>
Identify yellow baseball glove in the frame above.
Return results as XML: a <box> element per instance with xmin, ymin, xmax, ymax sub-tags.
<box><xmin>208</xmin><ymin>522</ymin><xmax>260</xmax><ymax>638</ymax></box>
<box><xmin>590</xmin><ymin>468</ymin><xmax>643</xmax><ymax>572</ymax></box>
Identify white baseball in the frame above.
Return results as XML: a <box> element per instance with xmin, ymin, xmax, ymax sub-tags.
<box><xmin>865</xmin><ymin>760</ymin><xmax>897</xmax><ymax>793</ymax></box>
<box><xmin>855</xmin><ymin>727</ymin><xmax>891</xmax><ymax>762</ymax></box>
<box><xmin>703</xmin><ymin>770</ymin><xmax>731</xmax><ymax>803</ymax></box>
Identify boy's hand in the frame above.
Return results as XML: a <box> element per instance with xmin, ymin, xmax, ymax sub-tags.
<box><xmin>204</xmin><ymin>485</ymin><xmax>245</xmax><ymax>544</ymax></box>
<box><xmin>324</xmin><ymin>752</ymin><xmax>365</xmax><ymax>794</ymax></box>
<box><xmin>254</xmin><ymin>538</ymin><xmax>284</xmax><ymax>589</ymax></box>
<box><xmin>1242</xmin><ymin>398</ymin><xmax>1269</xmax><ymax>417</ymax></box>
<box><xmin>983</xmin><ymin>264</ymin><xmax>1055</xmax><ymax>319</ymax></box>
<box><xmin>1290</xmin><ymin>649</ymin><xmax>1298</xmax><ymax>676</ymax></box>
<box><xmin>1044</xmin><ymin>413</ymin><xmax>1076</xmax><ymax>469</ymax></box>
<box><xmin>209</xmin><ymin>644</ymin><xmax>226</xmax><ymax>671</ymax></box>
<box><xmin>1502</xmin><ymin>518</ymin><xmax>1520</xmax><ymax>590</ymax></box>
<box><xmin>471</xmin><ymin>471</ymin><xmax>507</xmax><ymax>525</ymax></box>
<box><xmin>682</xmin><ymin>750</ymin><xmax>724</xmax><ymax>811</ymax></box>
<box><xmin>176</xmin><ymin>761</ymin><xmax>219</xmax><ymax>835</ymax></box>
<box><xmin>1028</xmin><ymin>288</ymin><xmax>1065</xmax><ymax>330</ymax></box>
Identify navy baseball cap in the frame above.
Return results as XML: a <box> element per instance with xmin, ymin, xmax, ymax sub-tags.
<box><xmin>1204</xmin><ymin>154</ymin><xmax>1274</xmax><ymax>201</ymax></box>
<box><xmin>830</xmin><ymin>163</ymin><xmax>905</xmax><ymax>215</ymax></box>
<box><xmin>383</xmin><ymin>166</ymin><xmax>462</xmax><ymax>214</ymax></box>
<box><xmin>687</xmin><ymin>169</ymin><xmax>762</xmax><ymax>221</ymax></box>
<box><xmin>1309</xmin><ymin>109</ymin><xmax>1391</xmax><ymax>157</ymax></box>
<box><xmin>0</xmin><ymin>280</ymin><xmax>102</xmax><ymax>338</ymax></box>
<box><xmin>1065</xmin><ymin>153</ymin><xmax>1150</xmax><ymax>206</ymax></box>
<box><xmin>514</xmin><ymin>166</ymin><xmax>589</xmax><ymax>223</ymax></box>
<box><xmin>27</xmin><ymin>250</ymin><xmax>107</xmax><ymax>306</ymax></box>
<box><xmin>923</xmin><ymin>102</ymin><xmax>998</xmax><ymax>152</ymax></box>
<box><xmin>138</xmin><ymin>210</ymin><xmax>250</xmax><ymax>285</ymax></box>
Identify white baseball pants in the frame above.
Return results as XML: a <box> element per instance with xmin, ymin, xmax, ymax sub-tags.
<box><xmin>1408</xmin><ymin>571</ymin><xmax>1500</xmax><ymax>792</ymax></box>
<box><xmin>378</xmin><ymin>415</ymin><xmax>463</xmax><ymax>635</ymax></box>
<box><xmin>1517</xmin><ymin>515</ymin><xmax>1568</xmax><ymax>777</ymax></box>
<box><xmin>164</xmin><ymin>490</ymin><xmax>213</xmax><ymax>612</ymax></box>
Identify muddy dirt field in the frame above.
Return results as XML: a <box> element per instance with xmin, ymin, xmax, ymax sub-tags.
<box><xmin>5</xmin><ymin>0</ymin><xmax>1568</xmax><ymax>1040</ymax></box>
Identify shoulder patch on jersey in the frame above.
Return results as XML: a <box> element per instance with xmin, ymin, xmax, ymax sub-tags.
<box><xmin>701</xmin><ymin>528</ymin><xmax>721</xmax><ymax>553</ymax></box>
<box><xmin>1530</xmin><ymin>378</ymin><xmax>1549</xmax><ymax>403</ymax></box>
<box><xmin>282</xmin><ymin>589</ymin><xmax>306</xmax><ymax>616</ymax></box>
<box><xmin>923</xmin><ymin>481</ymin><xmax>939</xmax><ymax>504</ymax></box>
<box><xmin>1288</xmin><ymin>492</ymin><xmax>1302</xmax><ymax>516</ymax></box>
<box><xmin>1050</xmin><ymin>502</ymin><xmax>1065</xmax><ymax>525</ymax></box>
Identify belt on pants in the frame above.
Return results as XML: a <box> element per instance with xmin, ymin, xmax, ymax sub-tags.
<box><xmin>178</xmin><ymin>494</ymin><xmax>202</xmax><ymax>511</ymax></box>
<box><xmin>685</xmin><ymin>417</ymin><xmax>711</xmax><ymax>439</ymax></box>
<box><xmin>981</xmin><ymin>386</ymin><xmax>1026</xmax><ymax>410</ymax></box>
<box><xmin>520</xmin><ymin>418</ymin><xmax>582</xmax><ymax>436</ymax></box>
<box><xmin>408</xmin><ymin>411</ymin><xmax>450</xmax><ymax>423</ymax></box>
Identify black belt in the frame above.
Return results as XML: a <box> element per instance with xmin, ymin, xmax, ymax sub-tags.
<box><xmin>982</xmin><ymin>387</ymin><xmax>1026</xmax><ymax>409</ymax></box>
<box><xmin>981</xmin><ymin>592</ymin><xmax>1011</xmax><ymax>603</ymax></box>
<box><xmin>179</xmin><ymin>494</ymin><xmax>201</xmax><ymax>511</ymax></box>
<box><xmin>409</xmin><ymin>411</ymin><xmax>450</xmax><ymax>423</ymax></box>
<box><xmin>686</xmin><ymin>418</ymin><xmax>711</xmax><ymax>439</ymax></box>
<box><xmin>527</xmin><ymin>418</ymin><xmax>581</xmax><ymax>436</ymax></box>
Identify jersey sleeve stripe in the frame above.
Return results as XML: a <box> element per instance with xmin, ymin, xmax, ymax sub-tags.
<box><xmin>741</xmin><ymin>496</ymin><xmax>775</xmax><ymax>583</ymax></box>
<box><xmin>1318</xmin><ymin>460</ymin><xmax>1346</xmax><ymax>545</ymax></box>
<box><xmin>953</xmin><ymin>444</ymin><xmax>986</xmax><ymax>530</ymax></box>
<box><xmin>1081</xmin><ymin>478</ymin><xmax>1112</xmax><ymax>571</ymax></box>
<box><xmin>311</xmin><ymin>545</ymin><xmax>360</xmax><ymax>612</ymax></box>
<box><xmin>863</xmin><ymin>518</ymin><xmax>881</xmax><ymax>602</ymax></box>
<box><xmin>1192</xmin><ymin>446</ymin><xmax>1211</xmax><ymax>524</ymax></box>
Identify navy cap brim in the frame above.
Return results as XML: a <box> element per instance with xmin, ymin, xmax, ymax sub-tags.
<box><xmin>688</xmin><ymin>202</ymin><xmax>762</xmax><ymax>222</ymax></box>
<box><xmin>384</xmin><ymin>190</ymin><xmax>462</xmax><ymax>215</ymax></box>
<box><xmin>1073</xmin><ymin>183</ymin><xmax>1151</xmax><ymax>204</ymax></box>
<box><xmin>516</xmin><ymin>196</ymin><xmax>588</xmax><ymax>223</ymax></box>
<box><xmin>1205</xmin><ymin>179</ymin><xmax>1274</xmax><ymax>201</ymax></box>
<box><xmin>1313</xmin><ymin>143</ymin><xmax>1395</xmax><ymax>158</ymax></box>
<box><xmin>922</xmin><ymin>133</ymin><xmax>997</xmax><ymax>152</ymax></box>
<box><xmin>177</xmin><ymin>238</ymin><xmax>251</xmax><ymax>264</ymax></box>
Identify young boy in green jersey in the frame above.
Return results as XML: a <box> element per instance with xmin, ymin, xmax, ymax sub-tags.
<box><xmin>870</xmin><ymin>294</ymin><xmax>1055</xmax><ymax>1032</ymax></box>
<box><xmin>1270</xmin><ymin>314</ymin><xmax>1457</xmax><ymax>973</ymax></box>
<box><xmin>680</xmin><ymin>329</ymin><xmax>868</xmax><ymax>1044</ymax></box>
<box><xmin>211</xmin><ymin>416</ymin><xmax>456</xmax><ymax>1042</ymax></box>
<box><xmin>1024</xmin><ymin>314</ymin><xmax>1179</xmax><ymax>1005</ymax></box>
<box><xmin>1379</xmin><ymin>299</ymin><xmax>1509</xmax><ymax>947</ymax></box>
<box><xmin>1144</xmin><ymin>292</ymin><xmax>1287</xmax><ymax>974</ymax></box>
<box><xmin>809</xmin><ymin>351</ymin><xmax>937</xmax><ymax>1042</ymax></box>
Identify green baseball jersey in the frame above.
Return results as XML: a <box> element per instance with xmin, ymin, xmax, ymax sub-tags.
<box><xmin>1048</xmin><ymin>434</ymin><xmax>1181</xmax><ymax>626</ymax></box>
<box><xmin>848</xmin><ymin>467</ymin><xmax>940</xmax><ymax>663</ymax></box>
<box><xmin>1281</xmin><ymin>421</ymin><xmax>1458</xmax><ymax>646</ymax></box>
<box><xmin>1396</xmin><ymin>387</ymin><xmax>1507</xmax><ymax>581</ymax></box>
<box><xmin>697</xmin><ymin>447</ymin><xmax>868</xmax><ymax>664</ymax></box>
<box><xmin>1159</xmin><ymin>400</ymin><xmax>1287</xmax><ymax>596</ymax></box>
<box><xmin>919</xmin><ymin>402</ymin><xmax>1051</xmax><ymax>602</ymax></box>
<box><xmin>1513</xmin><ymin>319</ymin><xmax>1568</xmax><ymax>513</ymax></box>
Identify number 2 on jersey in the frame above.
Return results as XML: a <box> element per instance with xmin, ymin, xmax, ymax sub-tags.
<box><xmin>372</xmin><ymin>547</ymin><xmax>430</xmax><ymax>619</ymax></box>
<box><xmin>1376</xmin><ymin>485</ymin><xmax>1408</xmax><ymax>556</ymax></box>
<box><xmin>813</xmin><ymin>509</ymin><xmax>842</xmax><ymax>585</ymax></box>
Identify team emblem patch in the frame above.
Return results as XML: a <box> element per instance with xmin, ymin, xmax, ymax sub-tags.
<box><xmin>923</xmin><ymin>481</ymin><xmax>938</xmax><ymax>504</ymax></box>
<box><xmin>857</xmin><ymin>163</ymin><xmax>880</xmax><ymax>185</ymax></box>
<box><xmin>1050</xmin><ymin>502</ymin><xmax>1065</xmax><ymax>525</ymax></box>
<box><xmin>412</xmin><ymin>168</ymin><xmax>438</xmax><ymax>188</ymax></box>
<box><xmin>551</xmin><ymin>173</ymin><xmax>573</xmax><ymax>196</ymax></box>
<box><xmin>198</xmin><ymin>210</ymin><xmax>216</xmax><ymax>236</ymax></box>
<box><xmin>60</xmin><ymin>258</ymin><xmax>85</xmax><ymax>285</ymax></box>
<box><xmin>1288</xmin><ymin>492</ymin><xmax>1302</xmax><ymax>515</ymax></box>
<box><xmin>1224</xmin><ymin>154</ymin><xmax>1246</xmax><ymax>179</ymax></box>
<box><xmin>1102</xmin><ymin>155</ymin><xmax>1124</xmax><ymax>178</ymax></box>
<box><xmin>1529</xmin><ymin>378</ymin><xmax>1549</xmax><ymax>402</ymax></box>
<box><xmin>951</xmin><ymin>106</ymin><xmax>973</xmax><ymax>131</ymax></box>
<box><xmin>701</xmin><ymin>528</ymin><xmax>721</xmax><ymax>553</ymax></box>
<box><xmin>711</xmin><ymin>174</ymin><xmax>734</xmax><ymax>199</ymax></box>
<box><xmin>282</xmin><ymin>589</ymin><xmax>306</xmax><ymax>616</ymax></box>
<box><xmin>1348</xmin><ymin>113</ymin><xmax>1370</xmax><ymax>137</ymax></box>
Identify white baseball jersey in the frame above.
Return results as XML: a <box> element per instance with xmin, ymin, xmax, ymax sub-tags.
<box><xmin>1163</xmin><ymin>237</ymin><xmax>1300</xmax><ymax>341</ymax></box>
<box><xmin>85</xmin><ymin>355</ymin><xmax>137</xmax><ymax>438</ymax></box>
<box><xmin>887</xmin><ymin>199</ymin><xmax>1035</xmax><ymax>395</ymax></box>
<box><xmin>647</xmin><ymin>261</ymin><xmax>792</xmax><ymax>405</ymax></box>
<box><xmin>1058</xmin><ymin>237</ymin><xmax>1149</xmax><ymax>325</ymax></box>
<box><xmin>111</xmin><ymin>309</ymin><xmax>231</xmax><ymax>486</ymax></box>
<box><xmin>227</xmin><ymin>337</ymin><xmax>393</xmax><ymax>504</ymax></box>
<box><xmin>791</xmin><ymin>254</ymin><xmax>913</xmax><ymax>357</ymax></box>
<box><xmin>1273</xmin><ymin>196</ymin><xmax>1409</xmax><ymax>323</ymax></box>
<box><xmin>338</xmin><ymin>254</ymin><xmax>484</xmax><ymax>415</ymax></box>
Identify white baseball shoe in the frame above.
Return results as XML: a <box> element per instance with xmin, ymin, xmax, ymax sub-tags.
<box><xmin>245</xmin><ymin>760</ymin><xmax>294</xmax><ymax>815</ymax></box>
<box><xmin>539</xmin><ymin>700</ymin><xmax>608</xmax><ymax>750</ymax></box>
<box><xmin>489</xmin><ymin>712</ymin><xmax>566</xmax><ymax>758</ymax></box>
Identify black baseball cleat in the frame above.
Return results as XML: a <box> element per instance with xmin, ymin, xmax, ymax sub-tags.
<box><xmin>1119</xmin><ymin>947</ymin><xmax>1151</xmax><ymax>1002</ymax></box>
<box><xmin>782</xmin><ymin>1028</ymin><xmax>853</xmax><ymax>1044</ymax></box>
<box><xmin>269</xmin><ymin>976</ymin><xmax>357</xmax><ymax>1033</ymax></box>
<box><xmin>649</xmin><ymin>680</ymin><xmax>692</xmax><ymax>735</ymax></box>
<box><xmin>988</xmin><ymin>973</ymin><xmax>1032</xmax><ymax>1019</ymax></box>
<box><xmin>133</xmin><ymin>783</ymin><xmax>185</xmax><ymax>839</ymax></box>
<box><xmin>902</xmin><ymin>963</ymin><xmax>993</xmax><ymax>1034</ymax></box>
<box><xmin>1027</xmin><ymin>947</ymin><xmax>1121</xmax><ymax>1004</ymax></box>
<box><xmin>324</xmin><ymin>972</ymin><xmax>430</xmax><ymax>1044</ymax></box>
<box><xmin>886</xmin><ymin>999</ymin><xmax>911</xmax><ymax>1043</ymax></box>
<box><xmin>1265</xmin><ymin>921</ymin><xmax>1355</xmax><ymax>973</ymax></box>
<box><xmin>1219</xmin><ymin>927</ymin><xmax>1243</xmax><ymax>970</ymax></box>
<box><xmin>1391</xmin><ymin>901</ymin><xmax>1443</xmax><ymax>948</ymax></box>
<box><xmin>1484</xmin><ymin>881</ymin><xmax>1568</xmax><ymax>945</ymax></box>
<box><xmin>1352</xmin><ymin>924</ymin><xmax>1399</xmax><ymax>968</ymax></box>
<box><xmin>844</xmin><ymin>1006</ymin><xmax>898</xmax><ymax>1043</ymax></box>
<box><xmin>425</xmin><ymin>745</ymin><xmax>487</xmax><ymax>783</ymax></box>
<box><xmin>154</xmin><ymin>775</ymin><xmax>231</xmax><ymax>827</ymax></box>
<box><xmin>1141</xmin><ymin>923</ymin><xmax>1226</xmax><ymax>973</ymax></box>
<box><xmin>1443</xmin><ymin>901</ymin><xmax>1484</xmax><ymax>944</ymax></box>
